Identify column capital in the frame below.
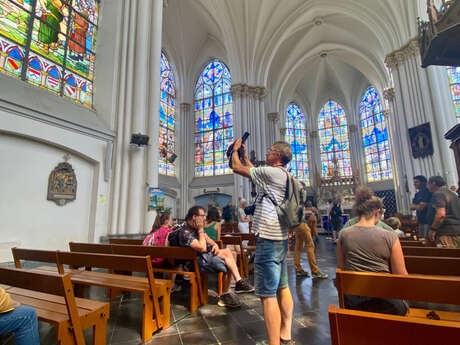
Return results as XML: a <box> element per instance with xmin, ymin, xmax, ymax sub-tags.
<box><xmin>180</xmin><ymin>102</ymin><xmax>191</xmax><ymax>112</ymax></box>
<box><xmin>231</xmin><ymin>83</ymin><xmax>248</xmax><ymax>97</ymax></box>
<box><xmin>310</xmin><ymin>130</ymin><xmax>318</xmax><ymax>138</ymax></box>
<box><xmin>383</xmin><ymin>87</ymin><xmax>395</xmax><ymax>101</ymax></box>
<box><xmin>279</xmin><ymin>127</ymin><xmax>286</xmax><ymax>137</ymax></box>
<box><xmin>384</xmin><ymin>37</ymin><xmax>419</xmax><ymax>69</ymax></box>
<box><xmin>382</xmin><ymin>109</ymin><xmax>391</xmax><ymax>118</ymax></box>
<box><xmin>267</xmin><ymin>112</ymin><xmax>280</xmax><ymax>122</ymax></box>
<box><xmin>349</xmin><ymin>124</ymin><xmax>358</xmax><ymax>133</ymax></box>
<box><xmin>231</xmin><ymin>83</ymin><xmax>267</xmax><ymax>99</ymax></box>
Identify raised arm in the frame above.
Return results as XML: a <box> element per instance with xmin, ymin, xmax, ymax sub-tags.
<box><xmin>231</xmin><ymin>138</ymin><xmax>253</xmax><ymax>178</ymax></box>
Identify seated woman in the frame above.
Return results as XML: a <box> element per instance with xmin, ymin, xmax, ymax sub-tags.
<box><xmin>144</xmin><ymin>212</ymin><xmax>181</xmax><ymax>292</ymax></box>
<box><xmin>336</xmin><ymin>186</ymin><xmax>409</xmax><ymax>316</ymax></box>
<box><xmin>204</xmin><ymin>207</ymin><xmax>221</xmax><ymax>241</ymax></box>
<box><xmin>0</xmin><ymin>287</ymin><xmax>40</xmax><ymax>345</ymax></box>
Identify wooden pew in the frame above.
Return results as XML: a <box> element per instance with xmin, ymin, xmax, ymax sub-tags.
<box><xmin>403</xmin><ymin>246</ymin><xmax>460</xmax><ymax>257</ymax></box>
<box><xmin>221</xmin><ymin>223</ymin><xmax>238</xmax><ymax>234</ymax></box>
<box><xmin>220</xmin><ymin>235</ymin><xmax>248</xmax><ymax>278</ymax></box>
<box><xmin>335</xmin><ymin>269</ymin><xmax>460</xmax><ymax>321</ymax></box>
<box><xmin>400</xmin><ymin>240</ymin><xmax>435</xmax><ymax>247</ymax></box>
<box><xmin>69</xmin><ymin>242</ymin><xmax>205</xmax><ymax>312</ymax></box>
<box><xmin>328</xmin><ymin>305</ymin><xmax>460</xmax><ymax>345</ymax></box>
<box><xmin>404</xmin><ymin>255</ymin><xmax>460</xmax><ymax>276</ymax></box>
<box><xmin>12</xmin><ymin>248</ymin><xmax>171</xmax><ymax>342</ymax></box>
<box><xmin>108</xmin><ymin>238</ymin><xmax>144</xmax><ymax>245</ymax></box>
<box><xmin>0</xmin><ymin>267</ymin><xmax>109</xmax><ymax>345</ymax></box>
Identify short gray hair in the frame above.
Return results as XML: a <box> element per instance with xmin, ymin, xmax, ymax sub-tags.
<box><xmin>272</xmin><ymin>141</ymin><xmax>292</xmax><ymax>166</ymax></box>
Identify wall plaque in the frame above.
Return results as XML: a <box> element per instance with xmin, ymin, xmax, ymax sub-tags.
<box><xmin>408</xmin><ymin>122</ymin><xmax>434</xmax><ymax>159</ymax></box>
<box><xmin>47</xmin><ymin>161</ymin><xmax>77</xmax><ymax>206</ymax></box>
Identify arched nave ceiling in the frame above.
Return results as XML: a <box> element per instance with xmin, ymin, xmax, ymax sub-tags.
<box><xmin>163</xmin><ymin>0</ymin><xmax>420</xmax><ymax>107</ymax></box>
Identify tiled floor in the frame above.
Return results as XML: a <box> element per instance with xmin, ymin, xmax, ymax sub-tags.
<box><xmin>1</xmin><ymin>237</ymin><xmax>339</xmax><ymax>345</ymax></box>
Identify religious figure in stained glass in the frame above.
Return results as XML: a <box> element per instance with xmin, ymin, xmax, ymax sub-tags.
<box><xmin>285</xmin><ymin>103</ymin><xmax>309</xmax><ymax>185</ymax></box>
<box><xmin>0</xmin><ymin>0</ymin><xmax>98</xmax><ymax>107</ymax></box>
<box><xmin>159</xmin><ymin>52</ymin><xmax>176</xmax><ymax>176</ymax></box>
<box><xmin>360</xmin><ymin>86</ymin><xmax>393</xmax><ymax>182</ymax></box>
<box><xmin>318</xmin><ymin>100</ymin><xmax>352</xmax><ymax>179</ymax></box>
<box><xmin>194</xmin><ymin>59</ymin><xmax>233</xmax><ymax>176</ymax></box>
<box><xmin>447</xmin><ymin>66</ymin><xmax>460</xmax><ymax>121</ymax></box>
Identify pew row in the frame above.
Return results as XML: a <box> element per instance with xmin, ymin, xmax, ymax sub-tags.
<box><xmin>403</xmin><ymin>246</ymin><xmax>460</xmax><ymax>257</ymax></box>
<box><xmin>0</xmin><ymin>267</ymin><xmax>109</xmax><ymax>345</ymax></box>
<box><xmin>108</xmin><ymin>238</ymin><xmax>144</xmax><ymax>245</ymax></box>
<box><xmin>12</xmin><ymin>248</ymin><xmax>171</xmax><ymax>342</ymax></box>
<box><xmin>404</xmin><ymin>255</ymin><xmax>460</xmax><ymax>276</ymax></box>
<box><xmin>328</xmin><ymin>305</ymin><xmax>460</xmax><ymax>345</ymax></box>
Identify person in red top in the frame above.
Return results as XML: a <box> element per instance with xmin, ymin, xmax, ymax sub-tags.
<box><xmin>143</xmin><ymin>212</ymin><xmax>181</xmax><ymax>292</ymax></box>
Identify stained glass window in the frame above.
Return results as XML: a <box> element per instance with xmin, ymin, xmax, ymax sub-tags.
<box><xmin>285</xmin><ymin>103</ymin><xmax>309</xmax><ymax>185</ymax></box>
<box><xmin>194</xmin><ymin>59</ymin><xmax>233</xmax><ymax>176</ymax></box>
<box><xmin>360</xmin><ymin>86</ymin><xmax>393</xmax><ymax>182</ymax></box>
<box><xmin>0</xmin><ymin>0</ymin><xmax>99</xmax><ymax>107</ymax></box>
<box><xmin>318</xmin><ymin>100</ymin><xmax>352</xmax><ymax>178</ymax></box>
<box><xmin>159</xmin><ymin>52</ymin><xmax>176</xmax><ymax>176</ymax></box>
<box><xmin>447</xmin><ymin>66</ymin><xmax>460</xmax><ymax>121</ymax></box>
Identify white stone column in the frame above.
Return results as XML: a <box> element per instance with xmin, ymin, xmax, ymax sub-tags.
<box><xmin>144</xmin><ymin>0</ymin><xmax>164</xmax><ymax>230</ymax></box>
<box><xmin>347</xmin><ymin>123</ymin><xmax>365</xmax><ymax>184</ymax></box>
<box><xmin>384</xmin><ymin>38</ymin><xmax>457</xmax><ymax>212</ymax></box>
<box><xmin>179</xmin><ymin>102</ymin><xmax>194</xmax><ymax>217</ymax></box>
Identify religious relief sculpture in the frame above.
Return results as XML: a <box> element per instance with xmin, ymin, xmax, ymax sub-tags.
<box><xmin>47</xmin><ymin>159</ymin><xmax>77</xmax><ymax>206</ymax></box>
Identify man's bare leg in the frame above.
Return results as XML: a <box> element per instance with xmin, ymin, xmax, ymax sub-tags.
<box><xmin>261</xmin><ymin>296</ymin><xmax>281</xmax><ymax>345</ymax></box>
<box><xmin>277</xmin><ymin>287</ymin><xmax>293</xmax><ymax>342</ymax></box>
<box><xmin>218</xmin><ymin>248</ymin><xmax>242</xmax><ymax>282</ymax></box>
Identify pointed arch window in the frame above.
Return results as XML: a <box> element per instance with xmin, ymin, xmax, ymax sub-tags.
<box><xmin>285</xmin><ymin>103</ymin><xmax>309</xmax><ymax>185</ymax></box>
<box><xmin>318</xmin><ymin>101</ymin><xmax>352</xmax><ymax>179</ymax></box>
<box><xmin>360</xmin><ymin>86</ymin><xmax>393</xmax><ymax>182</ymax></box>
<box><xmin>194</xmin><ymin>59</ymin><xmax>233</xmax><ymax>176</ymax></box>
<box><xmin>0</xmin><ymin>0</ymin><xmax>99</xmax><ymax>107</ymax></box>
<box><xmin>447</xmin><ymin>67</ymin><xmax>460</xmax><ymax>121</ymax></box>
<box><xmin>159</xmin><ymin>52</ymin><xmax>176</xmax><ymax>176</ymax></box>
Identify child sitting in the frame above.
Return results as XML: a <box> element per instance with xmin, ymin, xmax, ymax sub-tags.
<box><xmin>386</xmin><ymin>217</ymin><xmax>405</xmax><ymax>238</ymax></box>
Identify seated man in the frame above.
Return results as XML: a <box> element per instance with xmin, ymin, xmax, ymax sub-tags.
<box><xmin>168</xmin><ymin>205</ymin><xmax>254</xmax><ymax>308</ymax></box>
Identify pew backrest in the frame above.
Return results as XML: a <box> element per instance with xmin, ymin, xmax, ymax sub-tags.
<box><xmin>69</xmin><ymin>242</ymin><xmax>113</xmax><ymax>254</ymax></box>
<box><xmin>404</xmin><ymin>255</ymin><xmax>460</xmax><ymax>276</ymax></box>
<box><xmin>335</xmin><ymin>269</ymin><xmax>460</xmax><ymax>307</ymax></box>
<box><xmin>328</xmin><ymin>305</ymin><xmax>460</xmax><ymax>345</ymax></box>
<box><xmin>12</xmin><ymin>247</ymin><xmax>59</xmax><ymax>268</ymax></box>
<box><xmin>109</xmin><ymin>238</ymin><xmax>144</xmax><ymax>245</ymax></box>
<box><xmin>403</xmin><ymin>246</ymin><xmax>460</xmax><ymax>257</ymax></box>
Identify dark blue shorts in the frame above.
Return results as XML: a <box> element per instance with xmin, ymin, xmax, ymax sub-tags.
<box><xmin>198</xmin><ymin>252</ymin><xmax>227</xmax><ymax>273</ymax></box>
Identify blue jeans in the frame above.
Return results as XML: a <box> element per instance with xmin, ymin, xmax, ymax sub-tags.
<box><xmin>254</xmin><ymin>238</ymin><xmax>289</xmax><ymax>297</ymax></box>
<box><xmin>0</xmin><ymin>306</ymin><xmax>40</xmax><ymax>345</ymax></box>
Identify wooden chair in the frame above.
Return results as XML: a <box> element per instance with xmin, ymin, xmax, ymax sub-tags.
<box><xmin>221</xmin><ymin>223</ymin><xmax>238</xmax><ymax>234</ymax></box>
<box><xmin>0</xmin><ymin>267</ymin><xmax>109</xmax><ymax>345</ymax></box>
<box><xmin>328</xmin><ymin>305</ymin><xmax>460</xmax><ymax>345</ymax></box>
<box><xmin>221</xmin><ymin>235</ymin><xmax>248</xmax><ymax>278</ymax></box>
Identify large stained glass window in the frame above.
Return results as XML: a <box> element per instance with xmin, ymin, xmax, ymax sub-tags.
<box><xmin>0</xmin><ymin>0</ymin><xmax>98</xmax><ymax>107</ymax></box>
<box><xmin>318</xmin><ymin>100</ymin><xmax>352</xmax><ymax>178</ymax></box>
<box><xmin>447</xmin><ymin>67</ymin><xmax>460</xmax><ymax>120</ymax></box>
<box><xmin>360</xmin><ymin>86</ymin><xmax>393</xmax><ymax>182</ymax></box>
<box><xmin>285</xmin><ymin>103</ymin><xmax>309</xmax><ymax>185</ymax></box>
<box><xmin>159</xmin><ymin>52</ymin><xmax>176</xmax><ymax>176</ymax></box>
<box><xmin>194</xmin><ymin>59</ymin><xmax>233</xmax><ymax>176</ymax></box>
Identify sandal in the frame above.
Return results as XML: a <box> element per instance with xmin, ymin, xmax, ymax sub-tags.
<box><xmin>281</xmin><ymin>339</ymin><xmax>296</xmax><ymax>345</ymax></box>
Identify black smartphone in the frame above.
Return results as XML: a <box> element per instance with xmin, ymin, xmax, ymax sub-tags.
<box><xmin>227</xmin><ymin>132</ymin><xmax>251</xmax><ymax>168</ymax></box>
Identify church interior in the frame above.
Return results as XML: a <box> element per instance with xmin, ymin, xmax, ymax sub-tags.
<box><xmin>1</xmin><ymin>0</ymin><xmax>460</xmax><ymax>344</ymax></box>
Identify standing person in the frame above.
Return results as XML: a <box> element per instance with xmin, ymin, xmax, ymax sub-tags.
<box><xmin>305</xmin><ymin>201</ymin><xmax>319</xmax><ymax>245</ymax></box>
<box><xmin>337</xmin><ymin>186</ymin><xmax>408</xmax><ymax>315</ymax></box>
<box><xmin>232</xmin><ymin>138</ymin><xmax>295</xmax><ymax>345</ymax></box>
<box><xmin>222</xmin><ymin>201</ymin><xmax>234</xmax><ymax>223</ymax></box>
<box><xmin>427</xmin><ymin>176</ymin><xmax>460</xmax><ymax>248</ymax></box>
<box><xmin>237</xmin><ymin>199</ymin><xmax>250</xmax><ymax>233</ymax></box>
<box><xmin>143</xmin><ymin>212</ymin><xmax>182</xmax><ymax>292</ymax></box>
<box><xmin>168</xmin><ymin>206</ymin><xmax>254</xmax><ymax>308</ymax></box>
<box><xmin>0</xmin><ymin>288</ymin><xmax>40</xmax><ymax>345</ymax></box>
<box><xmin>204</xmin><ymin>206</ymin><xmax>221</xmax><ymax>241</ymax></box>
<box><xmin>326</xmin><ymin>199</ymin><xmax>334</xmax><ymax>239</ymax></box>
<box><xmin>410</xmin><ymin>175</ymin><xmax>433</xmax><ymax>238</ymax></box>
<box><xmin>330</xmin><ymin>199</ymin><xmax>343</xmax><ymax>243</ymax></box>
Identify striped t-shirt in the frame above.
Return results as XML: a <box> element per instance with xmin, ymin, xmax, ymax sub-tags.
<box><xmin>250</xmin><ymin>166</ymin><xmax>288</xmax><ymax>240</ymax></box>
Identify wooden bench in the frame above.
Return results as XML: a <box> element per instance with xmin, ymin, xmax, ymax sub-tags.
<box><xmin>328</xmin><ymin>305</ymin><xmax>460</xmax><ymax>345</ymax></box>
<box><xmin>404</xmin><ymin>255</ymin><xmax>460</xmax><ymax>276</ymax></box>
<box><xmin>335</xmin><ymin>269</ymin><xmax>460</xmax><ymax>322</ymax></box>
<box><xmin>0</xmin><ymin>267</ymin><xmax>109</xmax><ymax>345</ymax></box>
<box><xmin>69</xmin><ymin>242</ymin><xmax>206</xmax><ymax>312</ymax></box>
<box><xmin>403</xmin><ymin>246</ymin><xmax>460</xmax><ymax>257</ymax></box>
<box><xmin>400</xmin><ymin>240</ymin><xmax>435</xmax><ymax>247</ymax></box>
<box><xmin>12</xmin><ymin>248</ymin><xmax>171</xmax><ymax>342</ymax></box>
<box><xmin>108</xmin><ymin>238</ymin><xmax>144</xmax><ymax>245</ymax></box>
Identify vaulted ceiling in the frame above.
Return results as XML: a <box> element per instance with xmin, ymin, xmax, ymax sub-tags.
<box><xmin>163</xmin><ymin>0</ymin><xmax>425</xmax><ymax>116</ymax></box>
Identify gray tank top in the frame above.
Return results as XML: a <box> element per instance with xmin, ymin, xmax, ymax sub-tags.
<box><xmin>339</xmin><ymin>225</ymin><xmax>397</xmax><ymax>273</ymax></box>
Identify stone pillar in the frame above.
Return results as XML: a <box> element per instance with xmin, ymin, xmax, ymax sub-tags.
<box><xmin>231</xmin><ymin>83</ymin><xmax>268</xmax><ymax>202</ymax></box>
<box><xmin>179</xmin><ymin>102</ymin><xmax>194</xmax><ymax>217</ymax></box>
<box><xmin>347</xmin><ymin>123</ymin><xmax>364</xmax><ymax>184</ymax></box>
<box><xmin>144</xmin><ymin>0</ymin><xmax>164</xmax><ymax>230</ymax></box>
<box><xmin>267</xmin><ymin>112</ymin><xmax>280</xmax><ymax>149</ymax></box>
<box><xmin>384</xmin><ymin>38</ymin><xmax>457</xmax><ymax>212</ymax></box>
<box><xmin>109</xmin><ymin>0</ymin><xmax>163</xmax><ymax>235</ymax></box>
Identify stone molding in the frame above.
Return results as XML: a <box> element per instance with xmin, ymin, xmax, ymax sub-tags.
<box><xmin>384</xmin><ymin>38</ymin><xmax>419</xmax><ymax>69</ymax></box>
<box><xmin>231</xmin><ymin>83</ymin><xmax>267</xmax><ymax>99</ymax></box>
<box><xmin>310</xmin><ymin>130</ymin><xmax>318</xmax><ymax>138</ymax></box>
<box><xmin>267</xmin><ymin>112</ymin><xmax>280</xmax><ymax>122</ymax></box>
<box><xmin>382</xmin><ymin>109</ymin><xmax>391</xmax><ymax>118</ymax></box>
<box><xmin>349</xmin><ymin>124</ymin><xmax>358</xmax><ymax>133</ymax></box>
<box><xmin>180</xmin><ymin>102</ymin><xmax>191</xmax><ymax>112</ymax></box>
<box><xmin>383</xmin><ymin>88</ymin><xmax>395</xmax><ymax>101</ymax></box>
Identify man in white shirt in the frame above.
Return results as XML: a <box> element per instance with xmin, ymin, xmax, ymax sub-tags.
<box><xmin>231</xmin><ymin>138</ymin><xmax>295</xmax><ymax>345</ymax></box>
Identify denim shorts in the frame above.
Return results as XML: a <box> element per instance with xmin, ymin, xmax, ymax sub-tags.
<box><xmin>198</xmin><ymin>252</ymin><xmax>227</xmax><ymax>273</ymax></box>
<box><xmin>254</xmin><ymin>237</ymin><xmax>289</xmax><ymax>297</ymax></box>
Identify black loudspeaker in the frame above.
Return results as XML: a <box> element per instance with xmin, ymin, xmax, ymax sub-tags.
<box><xmin>130</xmin><ymin>133</ymin><xmax>149</xmax><ymax>146</ymax></box>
